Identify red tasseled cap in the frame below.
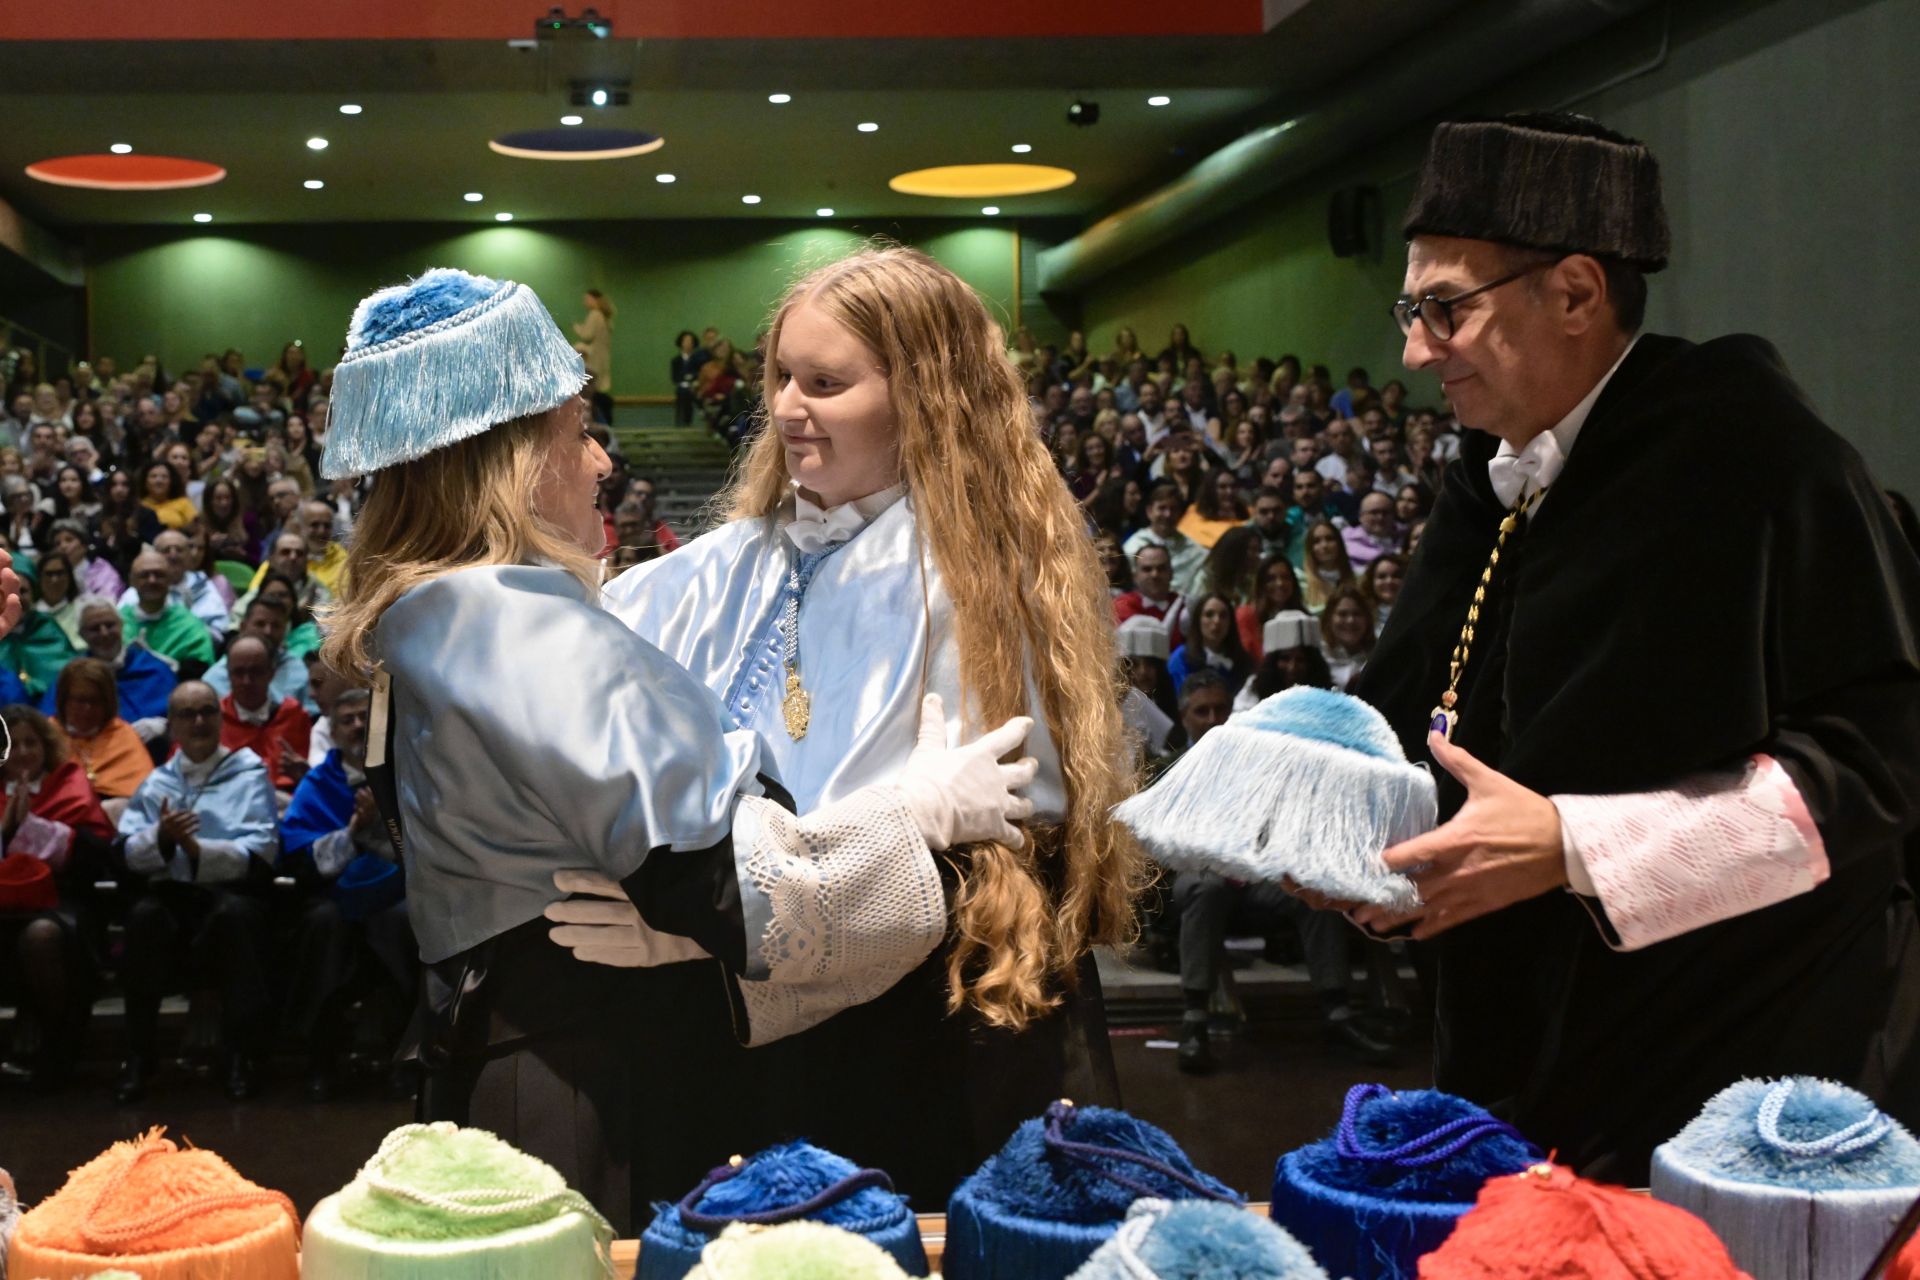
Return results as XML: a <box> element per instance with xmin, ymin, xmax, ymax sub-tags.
<box><xmin>1418</xmin><ymin>1162</ymin><xmax>1751</xmax><ymax>1280</ymax></box>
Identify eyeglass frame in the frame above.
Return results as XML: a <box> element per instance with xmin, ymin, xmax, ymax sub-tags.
<box><xmin>1391</xmin><ymin>258</ymin><xmax>1562</xmax><ymax>340</ymax></box>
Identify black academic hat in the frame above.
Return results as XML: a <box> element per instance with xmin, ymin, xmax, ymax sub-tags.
<box><xmin>1402</xmin><ymin>111</ymin><xmax>1671</xmax><ymax>272</ymax></box>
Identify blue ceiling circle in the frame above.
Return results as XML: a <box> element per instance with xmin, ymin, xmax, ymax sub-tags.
<box><xmin>488</xmin><ymin>128</ymin><xmax>665</xmax><ymax>160</ymax></box>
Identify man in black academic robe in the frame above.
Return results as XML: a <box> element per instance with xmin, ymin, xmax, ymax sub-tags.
<box><xmin>1345</xmin><ymin>113</ymin><xmax>1920</xmax><ymax>1183</ymax></box>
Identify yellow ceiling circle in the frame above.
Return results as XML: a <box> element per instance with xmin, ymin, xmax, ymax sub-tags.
<box><xmin>887</xmin><ymin>163</ymin><xmax>1076</xmax><ymax>198</ymax></box>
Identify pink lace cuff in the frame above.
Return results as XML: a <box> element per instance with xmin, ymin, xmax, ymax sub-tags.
<box><xmin>1555</xmin><ymin>754</ymin><xmax>1828</xmax><ymax>951</ymax></box>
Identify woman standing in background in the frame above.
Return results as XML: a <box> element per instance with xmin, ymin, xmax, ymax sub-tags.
<box><xmin>574</xmin><ymin>289</ymin><xmax>616</xmax><ymax>425</ymax></box>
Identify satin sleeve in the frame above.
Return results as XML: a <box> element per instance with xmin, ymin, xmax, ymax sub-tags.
<box><xmin>378</xmin><ymin>565</ymin><xmax>769</xmax><ymax>963</ymax></box>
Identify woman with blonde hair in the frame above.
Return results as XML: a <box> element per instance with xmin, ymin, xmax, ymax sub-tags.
<box><xmin>1301</xmin><ymin>518</ymin><xmax>1358</xmax><ymax>612</ymax></box>
<box><xmin>597</xmin><ymin>244</ymin><xmax>1143</xmax><ymax>1202</ymax></box>
<box><xmin>317</xmin><ymin>266</ymin><xmax>1034</xmax><ymax>1231</ymax></box>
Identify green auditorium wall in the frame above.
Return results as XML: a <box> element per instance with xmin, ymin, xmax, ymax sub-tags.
<box><xmin>1075</xmin><ymin>0</ymin><xmax>1919</xmax><ymax>496</ymax></box>
<box><xmin>82</xmin><ymin>220</ymin><xmax>1020</xmax><ymax>398</ymax></box>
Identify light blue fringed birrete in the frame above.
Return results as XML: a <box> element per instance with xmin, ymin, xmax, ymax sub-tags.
<box><xmin>1112</xmin><ymin>686</ymin><xmax>1434</xmax><ymax>909</ymax></box>
<box><xmin>320</xmin><ymin>267</ymin><xmax>588</xmax><ymax>479</ymax></box>
<box><xmin>1067</xmin><ymin>1198</ymin><xmax>1328</xmax><ymax>1280</ymax></box>
<box><xmin>1651</xmin><ymin>1076</ymin><xmax>1920</xmax><ymax>1280</ymax></box>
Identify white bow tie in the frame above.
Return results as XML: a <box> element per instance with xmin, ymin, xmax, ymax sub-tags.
<box><xmin>784</xmin><ymin>497</ymin><xmax>870</xmax><ymax>555</ymax></box>
<box><xmin>1487</xmin><ymin>430</ymin><xmax>1566</xmax><ymax>507</ymax></box>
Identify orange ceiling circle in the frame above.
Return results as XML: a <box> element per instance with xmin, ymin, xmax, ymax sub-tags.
<box><xmin>888</xmin><ymin>163</ymin><xmax>1076</xmax><ymax>198</ymax></box>
<box><xmin>25</xmin><ymin>154</ymin><xmax>226</xmax><ymax>190</ymax></box>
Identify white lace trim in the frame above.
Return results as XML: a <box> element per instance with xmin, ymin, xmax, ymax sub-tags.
<box><xmin>733</xmin><ymin>787</ymin><xmax>946</xmax><ymax>1046</ymax></box>
<box><xmin>1555</xmin><ymin>753</ymin><xmax>1829</xmax><ymax>951</ymax></box>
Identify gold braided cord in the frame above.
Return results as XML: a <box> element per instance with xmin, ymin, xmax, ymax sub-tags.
<box><xmin>1432</xmin><ymin>487</ymin><xmax>1545</xmax><ymax>729</ymax></box>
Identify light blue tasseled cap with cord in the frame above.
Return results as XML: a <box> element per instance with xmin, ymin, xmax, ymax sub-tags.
<box><xmin>1651</xmin><ymin>1076</ymin><xmax>1920</xmax><ymax>1280</ymax></box>
<box><xmin>320</xmin><ymin>267</ymin><xmax>587</xmax><ymax>479</ymax></box>
<box><xmin>1112</xmin><ymin>686</ymin><xmax>1435</xmax><ymax>909</ymax></box>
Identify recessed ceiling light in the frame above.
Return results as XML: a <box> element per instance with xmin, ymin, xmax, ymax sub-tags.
<box><xmin>109</xmin><ymin>143</ymin><xmax>132</xmax><ymax>155</ymax></box>
<box><xmin>1010</xmin><ymin>143</ymin><xmax>1032</xmax><ymax>154</ymax></box>
<box><xmin>560</xmin><ymin>115</ymin><xmax>583</xmax><ymax>126</ymax></box>
<box><xmin>1147</xmin><ymin>95</ymin><xmax>1172</xmax><ymax>106</ymax></box>
<box><xmin>304</xmin><ymin>179</ymin><xmax>324</xmax><ymax>190</ymax></box>
<box><xmin>741</xmin><ymin>194</ymin><xmax>761</xmax><ymax>205</ymax></box>
<box><xmin>656</xmin><ymin>173</ymin><xmax>675</xmax><ymax>183</ymax></box>
<box><xmin>857</xmin><ymin>122</ymin><xmax>879</xmax><ymax>133</ymax></box>
<box><xmin>816</xmin><ymin>207</ymin><xmax>834</xmax><ymax>217</ymax></box>
<box><xmin>339</xmin><ymin>104</ymin><xmax>362</xmax><ymax>115</ymax></box>
<box><xmin>982</xmin><ymin>205</ymin><xmax>1000</xmax><ymax>216</ymax></box>
<box><xmin>306</xmin><ymin>137</ymin><xmax>329</xmax><ymax>151</ymax></box>
<box><xmin>192</xmin><ymin>212</ymin><xmax>212</xmax><ymax>223</ymax></box>
<box><xmin>590</xmin><ymin>88</ymin><xmax>608</xmax><ymax>107</ymax></box>
<box><xmin>495</xmin><ymin>212</ymin><xmax>514</xmax><ymax>222</ymax></box>
<box><xmin>464</xmin><ymin>192</ymin><xmax>484</xmax><ymax>202</ymax></box>
<box><xmin>768</xmin><ymin>93</ymin><xmax>792</xmax><ymax>104</ymax></box>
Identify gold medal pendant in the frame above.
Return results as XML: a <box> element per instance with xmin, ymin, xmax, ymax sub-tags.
<box><xmin>782</xmin><ymin>664</ymin><xmax>811</xmax><ymax>740</ymax></box>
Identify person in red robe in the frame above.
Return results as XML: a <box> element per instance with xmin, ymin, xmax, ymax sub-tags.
<box><xmin>218</xmin><ymin>634</ymin><xmax>312</xmax><ymax>793</ymax></box>
<box><xmin>0</xmin><ymin>703</ymin><xmax>113</xmax><ymax>1085</ymax></box>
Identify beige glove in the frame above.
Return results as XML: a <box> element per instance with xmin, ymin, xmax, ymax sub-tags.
<box><xmin>891</xmin><ymin>693</ymin><xmax>1039</xmax><ymax>850</ymax></box>
<box><xmin>544</xmin><ymin>869</ymin><xmax>711</xmax><ymax>968</ymax></box>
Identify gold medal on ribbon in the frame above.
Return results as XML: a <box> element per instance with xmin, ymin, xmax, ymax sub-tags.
<box><xmin>782</xmin><ymin>663</ymin><xmax>811</xmax><ymax>740</ymax></box>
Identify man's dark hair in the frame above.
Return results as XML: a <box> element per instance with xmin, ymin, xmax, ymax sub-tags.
<box><xmin>1254</xmin><ymin>485</ymin><xmax>1287</xmax><ymax>506</ymax></box>
<box><xmin>1177</xmin><ymin>668</ymin><xmax>1232</xmax><ymax>711</ymax></box>
<box><xmin>1146</xmin><ymin>482</ymin><xmax>1184</xmax><ymax>510</ymax></box>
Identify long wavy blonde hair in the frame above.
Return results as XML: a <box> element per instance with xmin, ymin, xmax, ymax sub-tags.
<box><xmin>321</xmin><ymin>410</ymin><xmax>600</xmax><ymax>678</ymax></box>
<box><xmin>728</xmin><ymin>245</ymin><xmax>1145</xmax><ymax>1029</ymax></box>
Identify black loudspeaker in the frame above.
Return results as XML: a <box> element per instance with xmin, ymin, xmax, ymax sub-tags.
<box><xmin>1328</xmin><ymin>186</ymin><xmax>1382</xmax><ymax>258</ymax></box>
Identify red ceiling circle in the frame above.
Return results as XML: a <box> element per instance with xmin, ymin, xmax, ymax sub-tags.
<box><xmin>25</xmin><ymin>154</ymin><xmax>226</xmax><ymax>190</ymax></box>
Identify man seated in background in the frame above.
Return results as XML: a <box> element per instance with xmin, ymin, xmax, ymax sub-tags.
<box><xmin>115</xmin><ymin>681</ymin><xmax>281</xmax><ymax>1103</ymax></box>
<box><xmin>219</xmin><ymin>634</ymin><xmax>312</xmax><ymax>795</ymax></box>
<box><xmin>123</xmin><ymin>527</ymin><xmax>229</xmax><ymax>642</ymax></box>
<box><xmin>1247</xmin><ymin>485</ymin><xmax>1292</xmax><ymax>561</ymax></box>
<box><xmin>248</xmin><ymin>501</ymin><xmax>346</xmax><ymax>595</ymax></box>
<box><xmin>205</xmin><ymin>596</ymin><xmax>315</xmax><ymax>713</ymax></box>
<box><xmin>257</xmin><ymin>476</ymin><xmax>304</xmax><ymax>552</ymax></box>
<box><xmin>230</xmin><ymin>532</ymin><xmax>331</xmax><ymax>628</ymax></box>
<box><xmin>1113</xmin><ymin>543</ymin><xmax>1185</xmax><ymax>652</ymax></box>
<box><xmin>119</xmin><ymin>550</ymin><xmax>215</xmax><ymax>678</ymax></box>
<box><xmin>1342</xmin><ymin>492</ymin><xmax>1400</xmax><ymax>570</ymax></box>
<box><xmin>71</xmin><ymin>598</ymin><xmax>177</xmax><ymax>728</ymax></box>
<box><xmin>624</xmin><ymin>477</ymin><xmax>681</xmax><ymax>552</ymax></box>
<box><xmin>279</xmin><ymin>688</ymin><xmax>415</xmax><ymax>1100</ymax></box>
<box><xmin>1124</xmin><ymin>482</ymin><xmax>1208</xmax><ymax>598</ymax></box>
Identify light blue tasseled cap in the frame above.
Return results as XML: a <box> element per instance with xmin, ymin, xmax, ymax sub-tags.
<box><xmin>1651</xmin><ymin>1077</ymin><xmax>1920</xmax><ymax>1280</ymax></box>
<box><xmin>320</xmin><ymin>267</ymin><xmax>588</xmax><ymax>479</ymax></box>
<box><xmin>1234</xmin><ymin>686</ymin><xmax>1407</xmax><ymax>759</ymax></box>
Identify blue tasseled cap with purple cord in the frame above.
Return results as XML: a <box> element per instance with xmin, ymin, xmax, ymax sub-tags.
<box><xmin>320</xmin><ymin>267</ymin><xmax>587</xmax><ymax>479</ymax></box>
<box><xmin>944</xmin><ymin>1101</ymin><xmax>1242</xmax><ymax>1280</ymax></box>
<box><xmin>1269</xmin><ymin>1084</ymin><xmax>1540</xmax><ymax>1280</ymax></box>
<box><xmin>637</xmin><ymin>1140</ymin><xmax>925</xmax><ymax>1280</ymax></box>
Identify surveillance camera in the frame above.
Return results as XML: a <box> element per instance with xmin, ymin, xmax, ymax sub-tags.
<box><xmin>1068</xmin><ymin>99</ymin><xmax>1101</xmax><ymax>127</ymax></box>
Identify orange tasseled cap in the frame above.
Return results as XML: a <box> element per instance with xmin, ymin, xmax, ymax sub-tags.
<box><xmin>10</xmin><ymin>1127</ymin><xmax>299</xmax><ymax>1280</ymax></box>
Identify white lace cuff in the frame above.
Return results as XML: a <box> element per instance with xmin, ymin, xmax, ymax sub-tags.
<box><xmin>7</xmin><ymin>813</ymin><xmax>72</xmax><ymax>871</ymax></box>
<box><xmin>1554</xmin><ymin>753</ymin><xmax>1828</xmax><ymax>951</ymax></box>
<box><xmin>731</xmin><ymin>786</ymin><xmax>946</xmax><ymax>1047</ymax></box>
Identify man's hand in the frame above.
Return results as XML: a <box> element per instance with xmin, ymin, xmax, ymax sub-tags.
<box><xmin>349</xmin><ymin>787</ymin><xmax>379</xmax><ymax>835</ymax></box>
<box><xmin>1350</xmin><ymin>732</ymin><xmax>1566</xmax><ymax>941</ymax></box>
<box><xmin>157</xmin><ymin>798</ymin><xmax>202</xmax><ymax>868</ymax></box>
<box><xmin>278</xmin><ymin>741</ymin><xmax>310</xmax><ymax>784</ymax></box>
<box><xmin>0</xmin><ymin>550</ymin><xmax>22</xmax><ymax>642</ymax></box>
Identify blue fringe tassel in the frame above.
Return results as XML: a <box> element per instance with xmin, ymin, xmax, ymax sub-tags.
<box><xmin>321</xmin><ymin>276</ymin><xmax>587</xmax><ymax>478</ymax></box>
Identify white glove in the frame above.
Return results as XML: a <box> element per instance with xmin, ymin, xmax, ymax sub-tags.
<box><xmin>130</xmin><ymin>716</ymin><xmax>169</xmax><ymax>744</ymax></box>
<box><xmin>891</xmin><ymin>693</ymin><xmax>1038</xmax><ymax>851</ymax></box>
<box><xmin>544</xmin><ymin>869</ymin><xmax>712</xmax><ymax>968</ymax></box>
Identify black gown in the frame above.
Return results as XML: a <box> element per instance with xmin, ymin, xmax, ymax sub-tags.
<box><xmin>1353</xmin><ymin>332</ymin><xmax>1920</xmax><ymax>1182</ymax></box>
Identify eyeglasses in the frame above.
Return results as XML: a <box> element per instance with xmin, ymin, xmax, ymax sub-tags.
<box><xmin>1391</xmin><ymin>261</ymin><xmax>1556</xmax><ymax>340</ymax></box>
